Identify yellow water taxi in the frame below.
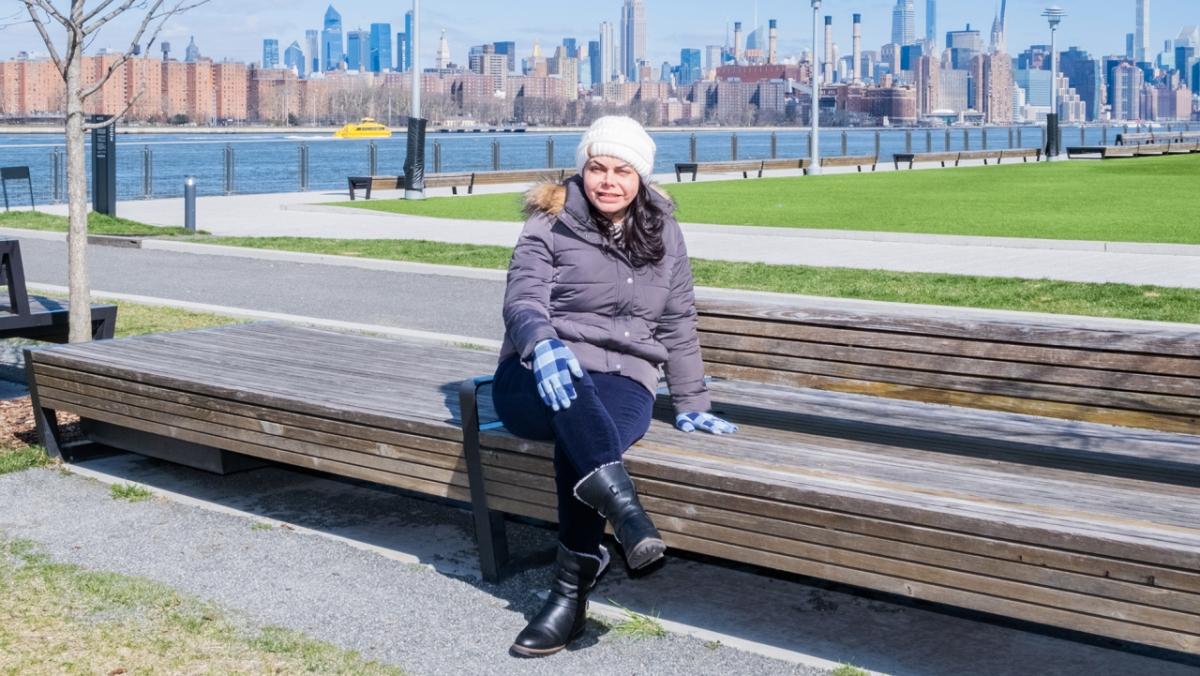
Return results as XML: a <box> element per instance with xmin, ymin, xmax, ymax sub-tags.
<box><xmin>333</xmin><ymin>118</ymin><xmax>392</xmax><ymax>139</ymax></box>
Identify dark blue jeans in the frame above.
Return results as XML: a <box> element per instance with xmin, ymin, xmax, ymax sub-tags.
<box><xmin>492</xmin><ymin>356</ymin><xmax>654</xmax><ymax>556</ymax></box>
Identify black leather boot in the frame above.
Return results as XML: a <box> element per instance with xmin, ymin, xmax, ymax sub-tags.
<box><xmin>574</xmin><ymin>462</ymin><xmax>666</xmax><ymax>570</ymax></box>
<box><xmin>511</xmin><ymin>544</ymin><xmax>608</xmax><ymax>658</ymax></box>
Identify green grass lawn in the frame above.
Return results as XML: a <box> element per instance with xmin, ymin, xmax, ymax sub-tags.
<box><xmin>204</xmin><ymin>237</ymin><xmax>1200</xmax><ymax>324</ymax></box>
<box><xmin>332</xmin><ymin>155</ymin><xmax>1200</xmax><ymax>244</ymax></box>
<box><xmin>0</xmin><ymin>210</ymin><xmax>200</xmax><ymax>236</ymax></box>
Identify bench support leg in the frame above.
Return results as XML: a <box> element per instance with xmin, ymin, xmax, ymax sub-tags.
<box><xmin>23</xmin><ymin>348</ymin><xmax>114</xmax><ymax>463</ymax></box>
<box><xmin>459</xmin><ymin>376</ymin><xmax>510</xmax><ymax>583</ymax></box>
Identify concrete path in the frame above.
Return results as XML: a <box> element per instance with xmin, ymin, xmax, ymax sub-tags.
<box><xmin>30</xmin><ymin>162</ymin><xmax>1200</xmax><ymax>289</ymax></box>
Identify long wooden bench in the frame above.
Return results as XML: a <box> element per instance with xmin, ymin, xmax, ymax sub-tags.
<box><xmin>998</xmin><ymin>147</ymin><xmax>1043</xmax><ymax>163</ymax></box>
<box><xmin>461</xmin><ymin>293</ymin><xmax>1200</xmax><ymax>655</ymax></box>
<box><xmin>893</xmin><ymin>149</ymin><xmax>1043</xmax><ymax>170</ymax></box>
<box><xmin>465</xmin><ymin>168</ymin><xmax>568</xmax><ymax>194</ymax></box>
<box><xmin>892</xmin><ymin>151</ymin><xmax>961</xmax><ymax>169</ymax></box>
<box><xmin>811</xmin><ymin>154</ymin><xmax>877</xmax><ymax>173</ymax></box>
<box><xmin>954</xmin><ymin>149</ymin><xmax>1005</xmax><ymax>165</ymax></box>
<box><xmin>1117</xmin><ymin>131</ymin><xmax>1200</xmax><ymax>146</ymax></box>
<box><xmin>1</xmin><ymin>238</ymin><xmax>117</xmax><ymax>342</ymax></box>
<box><xmin>26</xmin><ymin>301</ymin><xmax>1200</xmax><ymax>655</ymax></box>
<box><xmin>348</xmin><ymin>168</ymin><xmax>565</xmax><ymax>199</ymax></box>
<box><xmin>673</xmin><ymin>160</ymin><xmax>772</xmax><ymax>182</ymax></box>
<box><xmin>1066</xmin><ymin>145</ymin><xmax>1137</xmax><ymax>159</ymax></box>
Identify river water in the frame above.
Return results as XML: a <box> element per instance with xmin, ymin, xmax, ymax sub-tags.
<box><xmin>0</xmin><ymin>123</ymin><xmax>1190</xmax><ymax>206</ymax></box>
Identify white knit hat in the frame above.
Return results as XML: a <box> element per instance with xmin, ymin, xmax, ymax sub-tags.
<box><xmin>575</xmin><ymin>116</ymin><xmax>656</xmax><ymax>180</ymax></box>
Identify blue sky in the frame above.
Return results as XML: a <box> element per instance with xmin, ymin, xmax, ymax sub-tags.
<box><xmin>3</xmin><ymin>1</ymin><xmax>1197</xmax><ymax>67</ymax></box>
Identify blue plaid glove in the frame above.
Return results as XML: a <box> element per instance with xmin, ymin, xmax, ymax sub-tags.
<box><xmin>675</xmin><ymin>412</ymin><xmax>738</xmax><ymax>435</ymax></box>
<box><xmin>532</xmin><ymin>339</ymin><xmax>584</xmax><ymax>411</ymax></box>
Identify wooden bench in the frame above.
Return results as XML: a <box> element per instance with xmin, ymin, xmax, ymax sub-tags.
<box><xmin>811</xmin><ymin>154</ymin><xmax>878</xmax><ymax>173</ymax></box>
<box><xmin>758</xmin><ymin>158</ymin><xmax>810</xmax><ymax>174</ymax></box>
<box><xmin>1135</xmin><ymin>143</ymin><xmax>1171</xmax><ymax>156</ymax></box>
<box><xmin>954</xmin><ymin>149</ymin><xmax>1006</xmax><ymax>165</ymax></box>
<box><xmin>674</xmin><ymin>160</ymin><xmax>769</xmax><ymax>182</ymax></box>
<box><xmin>461</xmin><ymin>293</ymin><xmax>1200</xmax><ymax>654</ymax></box>
<box><xmin>1117</xmin><ymin>131</ymin><xmax>1200</xmax><ymax>146</ymax></box>
<box><xmin>998</xmin><ymin>147</ymin><xmax>1043</xmax><ymax>163</ymax></box>
<box><xmin>1168</xmin><ymin>141</ymin><xmax>1200</xmax><ymax>154</ymax></box>
<box><xmin>464</xmin><ymin>168</ymin><xmax>568</xmax><ymax>194</ymax></box>
<box><xmin>27</xmin><ymin>301</ymin><xmax>1200</xmax><ymax>654</ymax></box>
<box><xmin>1066</xmin><ymin>145</ymin><xmax>1137</xmax><ymax>159</ymax></box>
<box><xmin>892</xmin><ymin>151</ymin><xmax>961</xmax><ymax>170</ymax></box>
<box><xmin>348</xmin><ymin>173</ymin><xmax>477</xmax><ymax>200</ymax></box>
<box><xmin>0</xmin><ymin>239</ymin><xmax>117</xmax><ymax>342</ymax></box>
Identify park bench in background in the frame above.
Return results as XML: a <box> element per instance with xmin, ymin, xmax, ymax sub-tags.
<box><xmin>812</xmin><ymin>154</ymin><xmax>878</xmax><ymax>173</ymax></box>
<box><xmin>891</xmin><ymin>151</ymin><xmax>961</xmax><ymax>170</ymax></box>
<box><xmin>674</xmin><ymin>159</ymin><xmax>771</xmax><ymax>182</ymax></box>
<box><xmin>998</xmin><ymin>147</ymin><xmax>1043</xmax><ymax>163</ymax></box>
<box><xmin>462</xmin><ymin>292</ymin><xmax>1200</xmax><ymax>654</ymax></box>
<box><xmin>464</xmin><ymin>168</ymin><xmax>568</xmax><ymax>194</ymax></box>
<box><xmin>28</xmin><ymin>295</ymin><xmax>1200</xmax><ymax>655</ymax></box>
<box><xmin>348</xmin><ymin>168</ymin><xmax>566</xmax><ymax>199</ymax></box>
<box><xmin>0</xmin><ymin>238</ymin><xmax>116</xmax><ymax>343</ymax></box>
<box><xmin>1116</xmin><ymin>131</ymin><xmax>1200</xmax><ymax>146</ymax></box>
<box><xmin>894</xmin><ymin>149</ymin><xmax>1042</xmax><ymax>170</ymax></box>
<box><xmin>1</xmin><ymin>166</ymin><xmax>35</xmax><ymax>212</ymax></box>
<box><xmin>1066</xmin><ymin>145</ymin><xmax>1136</xmax><ymax>159</ymax></box>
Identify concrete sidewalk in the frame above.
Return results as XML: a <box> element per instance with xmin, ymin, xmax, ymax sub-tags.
<box><xmin>33</xmin><ymin>164</ymin><xmax>1200</xmax><ymax>289</ymax></box>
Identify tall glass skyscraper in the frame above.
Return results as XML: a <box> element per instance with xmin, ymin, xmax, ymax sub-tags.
<box><xmin>620</xmin><ymin>0</ymin><xmax>646</xmax><ymax>81</ymax></box>
<box><xmin>369</xmin><ymin>23</ymin><xmax>392</xmax><ymax>72</ymax></box>
<box><xmin>284</xmin><ymin>41</ymin><xmax>305</xmax><ymax>77</ymax></box>
<box><xmin>1135</xmin><ymin>0</ymin><xmax>1150</xmax><ymax>63</ymax></box>
<box><xmin>322</xmin><ymin>5</ymin><xmax>343</xmax><ymax>71</ymax></box>
<box><xmin>262</xmin><ymin>39</ymin><xmax>280</xmax><ymax>69</ymax></box>
<box><xmin>346</xmin><ymin>30</ymin><xmax>368</xmax><ymax>71</ymax></box>
<box><xmin>493</xmin><ymin>42</ymin><xmax>516</xmax><ymax>73</ymax></box>
<box><xmin>925</xmin><ymin>0</ymin><xmax>936</xmax><ymax>45</ymax></box>
<box><xmin>892</xmin><ymin>0</ymin><xmax>915</xmax><ymax>46</ymax></box>
<box><xmin>588</xmin><ymin>40</ymin><xmax>602</xmax><ymax>88</ymax></box>
<box><xmin>404</xmin><ymin>11</ymin><xmax>414</xmax><ymax>73</ymax></box>
<box><xmin>679</xmin><ymin>48</ymin><xmax>702</xmax><ymax>86</ymax></box>
<box><xmin>305</xmin><ymin>30</ymin><xmax>320</xmax><ymax>76</ymax></box>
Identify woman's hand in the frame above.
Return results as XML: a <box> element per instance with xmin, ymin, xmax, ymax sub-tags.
<box><xmin>532</xmin><ymin>339</ymin><xmax>584</xmax><ymax>411</ymax></box>
<box><xmin>674</xmin><ymin>412</ymin><xmax>738</xmax><ymax>435</ymax></box>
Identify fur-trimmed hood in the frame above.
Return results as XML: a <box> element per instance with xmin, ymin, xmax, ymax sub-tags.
<box><xmin>522</xmin><ymin>177</ymin><xmax>674</xmax><ymax>218</ymax></box>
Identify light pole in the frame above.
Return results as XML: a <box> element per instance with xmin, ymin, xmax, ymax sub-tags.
<box><xmin>1042</xmin><ymin>6</ymin><xmax>1066</xmax><ymax>160</ymax></box>
<box><xmin>810</xmin><ymin>0</ymin><xmax>822</xmax><ymax>176</ymax></box>
<box><xmin>404</xmin><ymin>0</ymin><xmax>427</xmax><ymax>199</ymax></box>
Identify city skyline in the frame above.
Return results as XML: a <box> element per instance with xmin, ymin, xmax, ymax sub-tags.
<box><xmin>3</xmin><ymin>0</ymin><xmax>1198</xmax><ymax>71</ymax></box>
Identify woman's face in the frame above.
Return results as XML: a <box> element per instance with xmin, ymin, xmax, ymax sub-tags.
<box><xmin>582</xmin><ymin>156</ymin><xmax>641</xmax><ymax>222</ymax></box>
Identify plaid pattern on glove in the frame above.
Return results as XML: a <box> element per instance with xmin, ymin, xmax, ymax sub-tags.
<box><xmin>532</xmin><ymin>338</ymin><xmax>584</xmax><ymax>411</ymax></box>
<box><xmin>675</xmin><ymin>412</ymin><xmax>738</xmax><ymax>435</ymax></box>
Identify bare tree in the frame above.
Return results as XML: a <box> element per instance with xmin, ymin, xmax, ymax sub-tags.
<box><xmin>21</xmin><ymin>0</ymin><xmax>207</xmax><ymax>342</ymax></box>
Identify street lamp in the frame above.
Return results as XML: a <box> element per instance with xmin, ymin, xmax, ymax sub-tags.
<box><xmin>1042</xmin><ymin>6</ymin><xmax>1066</xmax><ymax>160</ymax></box>
<box><xmin>810</xmin><ymin>0</ymin><xmax>822</xmax><ymax>176</ymax></box>
<box><xmin>404</xmin><ymin>0</ymin><xmax>427</xmax><ymax>199</ymax></box>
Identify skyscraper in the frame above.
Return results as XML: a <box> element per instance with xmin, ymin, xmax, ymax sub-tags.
<box><xmin>322</xmin><ymin>5</ymin><xmax>343</xmax><ymax>71</ymax></box>
<box><xmin>892</xmin><ymin>0</ymin><xmax>915</xmax><ymax>46</ymax></box>
<box><xmin>563</xmin><ymin>38</ymin><xmax>578</xmax><ymax>58</ymax></box>
<box><xmin>397</xmin><ymin>32</ymin><xmax>409</xmax><ymax>72</ymax></box>
<box><xmin>679</xmin><ymin>48</ymin><xmax>702</xmax><ymax>86</ymax></box>
<box><xmin>620</xmin><ymin>0</ymin><xmax>646</xmax><ymax>82</ymax></box>
<box><xmin>305</xmin><ymin>30</ymin><xmax>320</xmax><ymax>76</ymax></box>
<box><xmin>345</xmin><ymin>30</ymin><xmax>368</xmax><ymax>71</ymax></box>
<box><xmin>1059</xmin><ymin>47</ymin><xmax>1103</xmax><ymax>121</ymax></box>
<box><xmin>262</xmin><ymin>39</ymin><xmax>279</xmax><ymax>69</ymax></box>
<box><xmin>284</xmin><ymin>41</ymin><xmax>305</xmax><ymax>77</ymax></box>
<box><xmin>494</xmin><ymin>42</ymin><xmax>516</xmax><ymax>73</ymax></box>
<box><xmin>404</xmin><ymin>10</ymin><xmax>414</xmax><ymax>73</ymax></box>
<box><xmin>925</xmin><ymin>0</ymin><xmax>936</xmax><ymax>45</ymax></box>
<box><xmin>1135</xmin><ymin>0</ymin><xmax>1150</xmax><ymax>63</ymax></box>
<box><xmin>369</xmin><ymin>23</ymin><xmax>392</xmax><ymax>72</ymax></box>
<box><xmin>436</xmin><ymin>30</ymin><xmax>451</xmax><ymax>69</ymax></box>
<box><xmin>600</xmin><ymin>21</ymin><xmax>615</xmax><ymax>83</ymax></box>
<box><xmin>184</xmin><ymin>36</ymin><xmax>201</xmax><ymax>62</ymax></box>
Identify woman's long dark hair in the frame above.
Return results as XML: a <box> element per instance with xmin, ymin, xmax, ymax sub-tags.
<box><xmin>589</xmin><ymin>181</ymin><xmax>667</xmax><ymax>268</ymax></box>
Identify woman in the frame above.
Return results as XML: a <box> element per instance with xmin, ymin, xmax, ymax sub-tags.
<box><xmin>492</xmin><ymin>116</ymin><xmax>737</xmax><ymax>657</ymax></box>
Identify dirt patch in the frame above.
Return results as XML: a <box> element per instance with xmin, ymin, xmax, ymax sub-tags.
<box><xmin>0</xmin><ymin>397</ymin><xmax>81</xmax><ymax>452</ymax></box>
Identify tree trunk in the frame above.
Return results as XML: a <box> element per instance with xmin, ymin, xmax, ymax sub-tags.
<box><xmin>64</xmin><ymin>50</ymin><xmax>92</xmax><ymax>344</ymax></box>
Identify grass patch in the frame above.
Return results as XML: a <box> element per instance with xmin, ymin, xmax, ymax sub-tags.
<box><xmin>607</xmin><ymin>600</ymin><xmax>667</xmax><ymax>640</ymax></box>
<box><xmin>201</xmin><ymin>237</ymin><xmax>1200</xmax><ymax>323</ymax></box>
<box><xmin>105</xmin><ymin>299</ymin><xmax>245</xmax><ymax>337</ymax></box>
<box><xmin>109</xmin><ymin>483</ymin><xmax>153</xmax><ymax>502</ymax></box>
<box><xmin>0</xmin><ymin>210</ymin><xmax>202</xmax><ymax>236</ymax></box>
<box><xmin>0</xmin><ymin>537</ymin><xmax>403</xmax><ymax>674</ymax></box>
<box><xmin>324</xmin><ymin>156</ymin><xmax>1200</xmax><ymax>244</ymax></box>
<box><xmin>250</xmin><ymin>522</ymin><xmax>275</xmax><ymax>532</ymax></box>
<box><xmin>0</xmin><ymin>446</ymin><xmax>50</xmax><ymax>475</ymax></box>
<box><xmin>831</xmin><ymin>664</ymin><xmax>870</xmax><ymax>676</ymax></box>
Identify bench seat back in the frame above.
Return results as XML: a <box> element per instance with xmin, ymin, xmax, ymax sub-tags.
<box><xmin>696</xmin><ymin>295</ymin><xmax>1200</xmax><ymax>435</ymax></box>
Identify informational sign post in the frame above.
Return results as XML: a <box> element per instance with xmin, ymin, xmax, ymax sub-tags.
<box><xmin>90</xmin><ymin>115</ymin><xmax>117</xmax><ymax>216</ymax></box>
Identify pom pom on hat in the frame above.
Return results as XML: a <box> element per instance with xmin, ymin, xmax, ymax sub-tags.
<box><xmin>575</xmin><ymin>116</ymin><xmax>656</xmax><ymax>179</ymax></box>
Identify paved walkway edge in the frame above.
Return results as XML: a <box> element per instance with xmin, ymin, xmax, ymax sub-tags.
<box><xmin>25</xmin><ymin>282</ymin><xmax>503</xmax><ymax>349</ymax></box>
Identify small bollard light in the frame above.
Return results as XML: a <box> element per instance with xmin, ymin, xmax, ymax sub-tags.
<box><xmin>184</xmin><ymin>175</ymin><xmax>196</xmax><ymax>232</ymax></box>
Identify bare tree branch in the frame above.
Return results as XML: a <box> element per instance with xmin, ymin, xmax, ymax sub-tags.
<box><xmin>79</xmin><ymin>0</ymin><xmax>166</xmax><ymax>100</ymax></box>
<box><xmin>81</xmin><ymin>0</ymin><xmax>135</xmax><ymax>25</ymax></box>
<box><xmin>83</xmin><ymin>89</ymin><xmax>145</xmax><ymax>129</ymax></box>
<box><xmin>20</xmin><ymin>1</ymin><xmax>66</xmax><ymax>76</ymax></box>
<box><xmin>24</xmin><ymin>0</ymin><xmax>71</xmax><ymax>29</ymax></box>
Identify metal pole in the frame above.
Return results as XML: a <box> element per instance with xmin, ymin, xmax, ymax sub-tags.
<box><xmin>434</xmin><ymin>141</ymin><xmax>442</xmax><ymax>173</ymax></box>
<box><xmin>492</xmin><ymin>140</ymin><xmax>500</xmax><ymax>170</ymax></box>
<box><xmin>945</xmin><ymin>128</ymin><xmax>951</xmax><ymax>150</ymax></box>
<box><xmin>874</xmin><ymin>131</ymin><xmax>881</xmax><ymax>157</ymax></box>
<box><xmin>1008</xmin><ymin>127</ymin><xmax>1015</xmax><ymax>148</ymax></box>
<box><xmin>546</xmin><ymin>137</ymin><xmax>555</xmax><ymax>168</ymax></box>
<box><xmin>368</xmin><ymin>142</ymin><xmax>378</xmax><ymax>175</ymax></box>
<box><xmin>184</xmin><ymin>176</ymin><xmax>196</xmax><ymax>232</ymax></box>
<box><xmin>689</xmin><ymin>133</ymin><xmax>697</xmax><ymax>162</ymax></box>
<box><xmin>1102</xmin><ymin>126</ymin><xmax>1108</xmax><ymax>144</ymax></box>
<box><xmin>963</xmin><ymin>129</ymin><xmax>970</xmax><ymax>150</ymax></box>
<box><xmin>142</xmin><ymin>146</ymin><xmax>152</xmax><ymax>199</ymax></box>
<box><xmin>809</xmin><ymin>0</ymin><xmax>822</xmax><ymax>175</ymax></box>
<box><xmin>405</xmin><ymin>0</ymin><xmax>425</xmax><ymax>200</ymax></box>
<box><xmin>770</xmin><ymin>131</ymin><xmax>777</xmax><ymax>159</ymax></box>
<box><xmin>223</xmin><ymin>144</ymin><xmax>234</xmax><ymax>195</ymax></box>
<box><xmin>926</xmin><ymin>130</ymin><xmax>933</xmax><ymax>152</ymax></box>
<box><xmin>982</xmin><ymin>127</ymin><xmax>989</xmax><ymax>150</ymax></box>
<box><xmin>905</xmin><ymin>130</ymin><xmax>912</xmax><ymax>153</ymax></box>
<box><xmin>731</xmin><ymin>132</ymin><xmax>738</xmax><ymax>160</ymax></box>
<box><xmin>840</xmin><ymin>130</ymin><xmax>848</xmax><ymax>156</ymax></box>
<box><xmin>1018</xmin><ymin>127</ymin><xmax>1023</xmax><ymax>147</ymax></box>
<box><xmin>298</xmin><ymin>145</ymin><xmax>309</xmax><ymax>191</ymax></box>
<box><xmin>1080</xmin><ymin>126</ymin><xmax>1085</xmax><ymax>144</ymax></box>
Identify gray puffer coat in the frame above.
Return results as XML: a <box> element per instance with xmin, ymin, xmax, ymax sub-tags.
<box><xmin>498</xmin><ymin>175</ymin><xmax>711</xmax><ymax>415</ymax></box>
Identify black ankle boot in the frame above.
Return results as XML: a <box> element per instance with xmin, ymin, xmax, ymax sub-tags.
<box><xmin>511</xmin><ymin>544</ymin><xmax>608</xmax><ymax>658</ymax></box>
<box><xmin>574</xmin><ymin>462</ymin><xmax>666</xmax><ymax>570</ymax></box>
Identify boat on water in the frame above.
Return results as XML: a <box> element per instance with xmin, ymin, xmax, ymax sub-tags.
<box><xmin>333</xmin><ymin>118</ymin><xmax>392</xmax><ymax>139</ymax></box>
